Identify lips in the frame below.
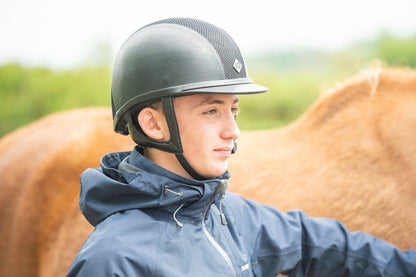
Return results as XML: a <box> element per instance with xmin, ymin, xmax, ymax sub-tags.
<box><xmin>214</xmin><ymin>147</ymin><xmax>233</xmax><ymax>156</ymax></box>
<box><xmin>215</xmin><ymin>146</ymin><xmax>233</xmax><ymax>151</ymax></box>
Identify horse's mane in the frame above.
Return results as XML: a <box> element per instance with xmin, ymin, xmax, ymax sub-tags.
<box><xmin>323</xmin><ymin>63</ymin><xmax>415</xmax><ymax>97</ymax></box>
<box><xmin>297</xmin><ymin>64</ymin><xmax>416</xmax><ymax>128</ymax></box>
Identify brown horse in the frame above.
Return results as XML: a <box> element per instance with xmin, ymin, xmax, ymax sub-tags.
<box><xmin>0</xmin><ymin>67</ymin><xmax>415</xmax><ymax>277</ymax></box>
<box><xmin>231</xmin><ymin>67</ymin><xmax>416</xmax><ymax>248</ymax></box>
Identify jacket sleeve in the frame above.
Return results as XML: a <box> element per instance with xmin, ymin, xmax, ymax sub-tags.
<box><xmin>224</xmin><ymin>193</ymin><xmax>416</xmax><ymax>277</ymax></box>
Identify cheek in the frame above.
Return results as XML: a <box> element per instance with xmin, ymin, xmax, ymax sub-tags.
<box><xmin>180</xmin><ymin>123</ymin><xmax>213</xmax><ymax>154</ymax></box>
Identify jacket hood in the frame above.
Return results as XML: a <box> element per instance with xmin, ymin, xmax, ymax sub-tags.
<box><xmin>80</xmin><ymin>147</ymin><xmax>230</xmax><ymax>226</ymax></box>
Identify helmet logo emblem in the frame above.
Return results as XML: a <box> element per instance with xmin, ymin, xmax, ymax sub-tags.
<box><xmin>233</xmin><ymin>59</ymin><xmax>243</xmax><ymax>73</ymax></box>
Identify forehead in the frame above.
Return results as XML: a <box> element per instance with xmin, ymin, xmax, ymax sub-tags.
<box><xmin>175</xmin><ymin>94</ymin><xmax>239</xmax><ymax>108</ymax></box>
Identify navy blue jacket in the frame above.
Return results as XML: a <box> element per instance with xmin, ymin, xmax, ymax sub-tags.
<box><xmin>66</xmin><ymin>147</ymin><xmax>416</xmax><ymax>276</ymax></box>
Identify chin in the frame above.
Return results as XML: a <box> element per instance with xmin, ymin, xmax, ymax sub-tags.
<box><xmin>195</xmin><ymin>161</ymin><xmax>228</xmax><ymax>179</ymax></box>
<box><xmin>205</xmin><ymin>167</ymin><xmax>228</xmax><ymax>179</ymax></box>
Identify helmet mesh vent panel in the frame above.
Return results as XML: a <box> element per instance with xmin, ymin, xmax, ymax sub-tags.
<box><xmin>145</xmin><ymin>17</ymin><xmax>247</xmax><ymax>80</ymax></box>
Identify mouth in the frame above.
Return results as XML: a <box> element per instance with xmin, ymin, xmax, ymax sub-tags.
<box><xmin>214</xmin><ymin>147</ymin><xmax>233</xmax><ymax>157</ymax></box>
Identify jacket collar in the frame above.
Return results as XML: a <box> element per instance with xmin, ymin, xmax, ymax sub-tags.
<box><xmin>80</xmin><ymin>147</ymin><xmax>230</xmax><ymax>226</ymax></box>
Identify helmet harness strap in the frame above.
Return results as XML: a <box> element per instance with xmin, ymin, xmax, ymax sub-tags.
<box><xmin>127</xmin><ymin>96</ymin><xmax>219</xmax><ymax>180</ymax></box>
<box><xmin>162</xmin><ymin>97</ymin><xmax>211</xmax><ymax>181</ymax></box>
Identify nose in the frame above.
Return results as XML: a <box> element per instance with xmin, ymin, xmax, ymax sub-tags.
<box><xmin>221</xmin><ymin>112</ymin><xmax>240</xmax><ymax>141</ymax></box>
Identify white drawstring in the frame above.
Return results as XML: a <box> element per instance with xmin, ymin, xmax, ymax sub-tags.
<box><xmin>173</xmin><ymin>204</ymin><xmax>185</xmax><ymax>227</ymax></box>
<box><xmin>164</xmin><ymin>181</ymin><xmax>229</xmax><ymax>227</ymax></box>
<box><xmin>163</xmin><ymin>186</ymin><xmax>184</xmax><ymax>227</ymax></box>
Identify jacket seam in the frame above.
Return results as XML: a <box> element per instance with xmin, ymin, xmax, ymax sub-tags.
<box><xmin>254</xmin><ymin>248</ymin><xmax>301</xmax><ymax>262</ymax></box>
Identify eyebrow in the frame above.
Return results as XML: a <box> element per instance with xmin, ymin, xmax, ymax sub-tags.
<box><xmin>197</xmin><ymin>95</ymin><xmax>240</xmax><ymax>106</ymax></box>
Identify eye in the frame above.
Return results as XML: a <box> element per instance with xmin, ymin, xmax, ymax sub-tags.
<box><xmin>203</xmin><ymin>108</ymin><xmax>218</xmax><ymax>115</ymax></box>
<box><xmin>231</xmin><ymin>107</ymin><xmax>240</xmax><ymax>117</ymax></box>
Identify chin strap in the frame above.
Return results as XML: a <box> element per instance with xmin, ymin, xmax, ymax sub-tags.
<box><xmin>161</xmin><ymin>96</ymin><xmax>215</xmax><ymax>180</ymax></box>
<box><xmin>167</xmin><ymin>95</ymin><xmax>238</xmax><ymax>180</ymax></box>
<box><xmin>175</xmin><ymin>139</ymin><xmax>236</xmax><ymax>180</ymax></box>
<box><xmin>175</xmin><ymin>153</ymin><xmax>207</xmax><ymax>180</ymax></box>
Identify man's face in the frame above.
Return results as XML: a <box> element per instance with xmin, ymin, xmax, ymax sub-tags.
<box><xmin>173</xmin><ymin>93</ymin><xmax>240</xmax><ymax>179</ymax></box>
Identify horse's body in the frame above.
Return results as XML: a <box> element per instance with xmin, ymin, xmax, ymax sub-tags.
<box><xmin>0</xmin><ymin>68</ymin><xmax>415</xmax><ymax>277</ymax></box>
<box><xmin>231</xmin><ymin>68</ymin><xmax>416</xmax><ymax>249</ymax></box>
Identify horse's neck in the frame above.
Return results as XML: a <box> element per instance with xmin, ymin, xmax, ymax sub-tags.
<box><xmin>288</xmin><ymin>75</ymin><xmax>416</xmax><ymax>186</ymax></box>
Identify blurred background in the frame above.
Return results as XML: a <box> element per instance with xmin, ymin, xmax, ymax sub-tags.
<box><xmin>1</xmin><ymin>0</ymin><xmax>416</xmax><ymax>137</ymax></box>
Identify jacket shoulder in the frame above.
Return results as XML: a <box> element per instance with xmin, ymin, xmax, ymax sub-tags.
<box><xmin>66</xmin><ymin>210</ymin><xmax>163</xmax><ymax>276</ymax></box>
<box><xmin>66</xmin><ymin>236</ymin><xmax>154</xmax><ymax>276</ymax></box>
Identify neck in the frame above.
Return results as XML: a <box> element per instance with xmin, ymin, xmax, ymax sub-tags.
<box><xmin>143</xmin><ymin>147</ymin><xmax>193</xmax><ymax>179</ymax></box>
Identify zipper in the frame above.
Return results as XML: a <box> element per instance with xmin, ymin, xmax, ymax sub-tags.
<box><xmin>201</xmin><ymin>182</ymin><xmax>237</xmax><ymax>277</ymax></box>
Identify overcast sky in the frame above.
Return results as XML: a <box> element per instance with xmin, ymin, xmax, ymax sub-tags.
<box><xmin>1</xmin><ymin>0</ymin><xmax>415</xmax><ymax>69</ymax></box>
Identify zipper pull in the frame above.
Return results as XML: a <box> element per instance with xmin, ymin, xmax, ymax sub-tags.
<box><xmin>219</xmin><ymin>194</ymin><xmax>228</xmax><ymax>225</ymax></box>
<box><xmin>220</xmin><ymin>212</ymin><xmax>228</xmax><ymax>226</ymax></box>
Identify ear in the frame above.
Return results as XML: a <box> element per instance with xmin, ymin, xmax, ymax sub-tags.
<box><xmin>137</xmin><ymin>107</ymin><xmax>168</xmax><ymax>141</ymax></box>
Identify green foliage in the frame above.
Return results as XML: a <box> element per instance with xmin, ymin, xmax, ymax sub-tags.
<box><xmin>372</xmin><ymin>33</ymin><xmax>416</xmax><ymax>67</ymax></box>
<box><xmin>237</xmin><ymin>70</ymin><xmax>322</xmax><ymax>130</ymax></box>
<box><xmin>0</xmin><ymin>64</ymin><xmax>111</xmax><ymax>137</ymax></box>
<box><xmin>0</xmin><ymin>32</ymin><xmax>415</xmax><ymax>137</ymax></box>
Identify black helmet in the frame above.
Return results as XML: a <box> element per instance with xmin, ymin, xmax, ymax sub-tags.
<box><xmin>111</xmin><ymin>17</ymin><xmax>267</xmax><ymax>179</ymax></box>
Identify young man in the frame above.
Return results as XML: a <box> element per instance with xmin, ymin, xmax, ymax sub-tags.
<box><xmin>66</xmin><ymin>18</ymin><xmax>415</xmax><ymax>276</ymax></box>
